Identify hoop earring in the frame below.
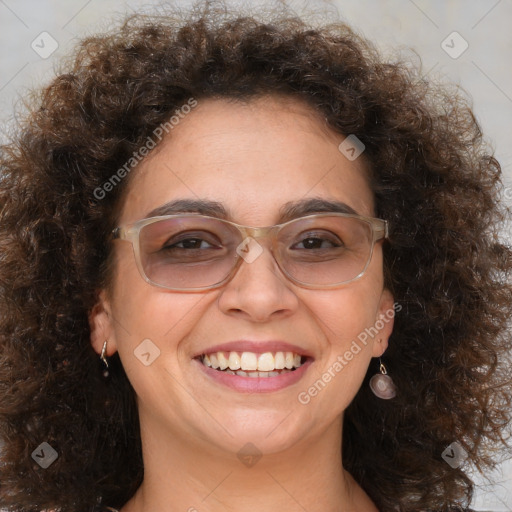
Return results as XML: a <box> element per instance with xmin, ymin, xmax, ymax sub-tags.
<box><xmin>100</xmin><ymin>340</ymin><xmax>109</xmax><ymax>378</ymax></box>
<box><xmin>369</xmin><ymin>357</ymin><xmax>396</xmax><ymax>399</ymax></box>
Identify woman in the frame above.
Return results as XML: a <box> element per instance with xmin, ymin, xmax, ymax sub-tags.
<box><xmin>0</xmin><ymin>2</ymin><xmax>511</xmax><ymax>511</ymax></box>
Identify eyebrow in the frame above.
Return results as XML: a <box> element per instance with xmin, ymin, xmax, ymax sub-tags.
<box><xmin>144</xmin><ymin>197</ymin><xmax>359</xmax><ymax>224</ymax></box>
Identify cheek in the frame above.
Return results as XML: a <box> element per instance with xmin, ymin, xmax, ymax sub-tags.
<box><xmin>320</xmin><ymin>291</ymin><xmax>377</xmax><ymax>378</ymax></box>
<box><xmin>298</xmin><ymin>276</ymin><xmax>384</xmax><ymax>409</ymax></box>
<box><xmin>312</xmin><ymin>277</ymin><xmax>383</xmax><ymax>346</ymax></box>
<box><xmin>109</xmin><ymin>251</ymin><xmax>203</xmax><ymax>373</ymax></box>
<box><xmin>327</xmin><ymin>249</ymin><xmax>387</xmax><ymax>342</ymax></box>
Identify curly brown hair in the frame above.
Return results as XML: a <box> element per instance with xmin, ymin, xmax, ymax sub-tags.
<box><xmin>0</xmin><ymin>2</ymin><xmax>511</xmax><ymax>511</ymax></box>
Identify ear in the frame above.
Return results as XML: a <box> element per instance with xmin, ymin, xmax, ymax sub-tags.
<box><xmin>371</xmin><ymin>288</ymin><xmax>396</xmax><ymax>358</ymax></box>
<box><xmin>89</xmin><ymin>289</ymin><xmax>118</xmax><ymax>356</ymax></box>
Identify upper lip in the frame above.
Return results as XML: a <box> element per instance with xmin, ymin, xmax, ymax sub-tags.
<box><xmin>194</xmin><ymin>340</ymin><xmax>314</xmax><ymax>359</ymax></box>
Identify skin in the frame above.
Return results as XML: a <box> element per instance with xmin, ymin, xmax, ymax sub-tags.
<box><xmin>89</xmin><ymin>95</ymin><xmax>395</xmax><ymax>512</ymax></box>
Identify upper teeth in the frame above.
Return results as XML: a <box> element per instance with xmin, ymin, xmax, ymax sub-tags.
<box><xmin>202</xmin><ymin>351</ymin><xmax>303</xmax><ymax>371</ymax></box>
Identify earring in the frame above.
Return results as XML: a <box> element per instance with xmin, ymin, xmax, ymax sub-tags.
<box><xmin>100</xmin><ymin>340</ymin><xmax>109</xmax><ymax>378</ymax></box>
<box><xmin>370</xmin><ymin>357</ymin><xmax>396</xmax><ymax>399</ymax></box>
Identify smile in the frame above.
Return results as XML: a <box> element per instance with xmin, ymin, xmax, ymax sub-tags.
<box><xmin>194</xmin><ymin>349</ymin><xmax>313</xmax><ymax>393</ymax></box>
<box><xmin>200</xmin><ymin>350</ymin><xmax>305</xmax><ymax>377</ymax></box>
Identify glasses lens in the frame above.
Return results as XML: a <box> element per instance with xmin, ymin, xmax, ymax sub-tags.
<box><xmin>139</xmin><ymin>216</ymin><xmax>240</xmax><ymax>289</ymax></box>
<box><xmin>277</xmin><ymin>216</ymin><xmax>374</xmax><ymax>286</ymax></box>
<box><xmin>137</xmin><ymin>215</ymin><xmax>375</xmax><ymax>289</ymax></box>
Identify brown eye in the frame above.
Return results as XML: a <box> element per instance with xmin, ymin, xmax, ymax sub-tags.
<box><xmin>161</xmin><ymin>231</ymin><xmax>222</xmax><ymax>251</ymax></box>
<box><xmin>291</xmin><ymin>231</ymin><xmax>343</xmax><ymax>250</ymax></box>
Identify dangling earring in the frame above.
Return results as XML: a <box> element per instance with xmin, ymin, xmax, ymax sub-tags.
<box><xmin>370</xmin><ymin>357</ymin><xmax>396</xmax><ymax>399</ymax></box>
<box><xmin>100</xmin><ymin>340</ymin><xmax>109</xmax><ymax>378</ymax></box>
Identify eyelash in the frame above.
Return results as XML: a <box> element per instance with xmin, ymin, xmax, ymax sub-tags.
<box><xmin>161</xmin><ymin>231</ymin><xmax>343</xmax><ymax>251</ymax></box>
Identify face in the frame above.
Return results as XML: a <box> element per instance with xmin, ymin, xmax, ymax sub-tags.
<box><xmin>90</xmin><ymin>95</ymin><xmax>394</xmax><ymax>458</ymax></box>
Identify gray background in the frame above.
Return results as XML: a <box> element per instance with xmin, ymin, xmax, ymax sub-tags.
<box><xmin>0</xmin><ymin>0</ymin><xmax>511</xmax><ymax>509</ymax></box>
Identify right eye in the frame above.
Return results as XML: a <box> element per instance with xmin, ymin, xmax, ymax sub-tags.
<box><xmin>161</xmin><ymin>232</ymin><xmax>222</xmax><ymax>251</ymax></box>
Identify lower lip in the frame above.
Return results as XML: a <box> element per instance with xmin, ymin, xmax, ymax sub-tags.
<box><xmin>194</xmin><ymin>358</ymin><xmax>313</xmax><ymax>393</ymax></box>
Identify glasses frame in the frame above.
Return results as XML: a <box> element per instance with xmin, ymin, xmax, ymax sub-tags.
<box><xmin>112</xmin><ymin>212</ymin><xmax>388</xmax><ymax>291</ymax></box>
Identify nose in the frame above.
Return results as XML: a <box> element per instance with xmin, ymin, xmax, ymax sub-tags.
<box><xmin>217</xmin><ymin>237</ymin><xmax>299</xmax><ymax>322</ymax></box>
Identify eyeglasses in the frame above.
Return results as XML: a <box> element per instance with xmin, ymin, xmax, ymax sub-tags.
<box><xmin>112</xmin><ymin>213</ymin><xmax>388</xmax><ymax>291</ymax></box>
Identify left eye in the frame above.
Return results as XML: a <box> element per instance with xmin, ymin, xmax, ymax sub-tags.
<box><xmin>292</xmin><ymin>237</ymin><xmax>337</xmax><ymax>249</ymax></box>
<box><xmin>291</xmin><ymin>232</ymin><xmax>343</xmax><ymax>250</ymax></box>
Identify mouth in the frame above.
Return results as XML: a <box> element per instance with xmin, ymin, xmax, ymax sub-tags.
<box><xmin>196</xmin><ymin>350</ymin><xmax>309</xmax><ymax>378</ymax></box>
<box><xmin>193</xmin><ymin>347</ymin><xmax>314</xmax><ymax>393</ymax></box>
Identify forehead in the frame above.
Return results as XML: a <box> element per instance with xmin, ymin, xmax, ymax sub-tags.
<box><xmin>118</xmin><ymin>95</ymin><xmax>374</xmax><ymax>225</ymax></box>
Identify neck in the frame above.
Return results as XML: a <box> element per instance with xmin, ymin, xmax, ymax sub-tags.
<box><xmin>120</xmin><ymin>411</ymin><xmax>377</xmax><ymax>512</ymax></box>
